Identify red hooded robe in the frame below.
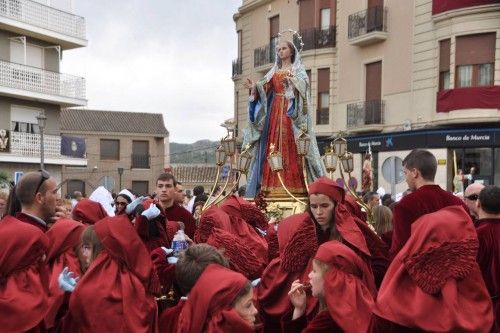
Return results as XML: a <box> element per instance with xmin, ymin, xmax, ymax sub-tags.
<box><xmin>371</xmin><ymin>206</ymin><xmax>493</xmax><ymax>333</ymax></box>
<box><xmin>69</xmin><ymin>215</ymin><xmax>158</xmax><ymax>333</ymax></box>
<box><xmin>0</xmin><ymin>216</ymin><xmax>49</xmax><ymax>333</ymax></box>
<box><xmin>177</xmin><ymin>264</ymin><xmax>253</xmax><ymax>333</ymax></box>
<box><xmin>283</xmin><ymin>240</ymin><xmax>376</xmax><ymax>333</ymax></box>
<box><xmin>44</xmin><ymin>218</ymin><xmax>85</xmax><ymax>330</ymax></box>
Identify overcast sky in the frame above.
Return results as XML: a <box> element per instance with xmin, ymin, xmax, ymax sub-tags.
<box><xmin>62</xmin><ymin>1</ymin><xmax>241</xmax><ymax>143</ymax></box>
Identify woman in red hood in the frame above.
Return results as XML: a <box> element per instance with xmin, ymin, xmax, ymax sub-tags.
<box><xmin>69</xmin><ymin>215</ymin><xmax>158</xmax><ymax>333</ymax></box>
<box><xmin>0</xmin><ymin>215</ymin><xmax>49</xmax><ymax>333</ymax></box>
<box><xmin>255</xmin><ymin>177</ymin><xmax>387</xmax><ymax>332</ymax></box>
<box><xmin>307</xmin><ymin>176</ymin><xmax>389</xmax><ymax>287</ymax></box>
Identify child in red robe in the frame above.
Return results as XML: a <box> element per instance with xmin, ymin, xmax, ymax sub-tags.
<box><xmin>158</xmin><ymin>244</ymin><xmax>228</xmax><ymax>333</ymax></box>
<box><xmin>44</xmin><ymin>218</ymin><xmax>85</xmax><ymax>330</ymax></box>
<box><xmin>177</xmin><ymin>264</ymin><xmax>258</xmax><ymax>333</ymax></box>
<box><xmin>285</xmin><ymin>240</ymin><xmax>376</xmax><ymax>332</ymax></box>
<box><xmin>69</xmin><ymin>215</ymin><xmax>158</xmax><ymax>332</ymax></box>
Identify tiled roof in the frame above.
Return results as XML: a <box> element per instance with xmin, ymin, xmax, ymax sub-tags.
<box><xmin>171</xmin><ymin>164</ymin><xmax>237</xmax><ymax>185</ymax></box>
<box><xmin>61</xmin><ymin>109</ymin><xmax>169</xmax><ymax>136</ymax></box>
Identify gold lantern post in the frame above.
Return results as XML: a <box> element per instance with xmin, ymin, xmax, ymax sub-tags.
<box><xmin>202</xmin><ymin>143</ymin><xmax>227</xmax><ymax>210</ymax></box>
<box><xmin>267</xmin><ymin>144</ymin><xmax>306</xmax><ymax>205</ymax></box>
<box><xmin>212</xmin><ymin>144</ymin><xmax>254</xmax><ymax>206</ymax></box>
<box><xmin>296</xmin><ymin>126</ymin><xmax>311</xmax><ymax>192</ymax></box>
<box><xmin>321</xmin><ymin>134</ymin><xmax>375</xmax><ymax>228</ymax></box>
<box><xmin>322</xmin><ymin>142</ymin><xmax>338</xmax><ymax>178</ymax></box>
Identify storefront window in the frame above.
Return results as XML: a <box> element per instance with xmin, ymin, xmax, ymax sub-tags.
<box><xmin>463</xmin><ymin>148</ymin><xmax>492</xmax><ymax>185</ymax></box>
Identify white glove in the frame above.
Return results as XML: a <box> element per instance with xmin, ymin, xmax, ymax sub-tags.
<box><xmin>251</xmin><ymin>278</ymin><xmax>261</xmax><ymax>287</ymax></box>
<box><xmin>161</xmin><ymin>247</ymin><xmax>173</xmax><ymax>256</ymax></box>
<box><xmin>141</xmin><ymin>204</ymin><xmax>161</xmax><ymax>220</ymax></box>
<box><xmin>58</xmin><ymin>267</ymin><xmax>78</xmax><ymax>292</ymax></box>
<box><xmin>255</xmin><ymin>227</ymin><xmax>267</xmax><ymax>237</ymax></box>
<box><xmin>167</xmin><ymin>256</ymin><xmax>178</xmax><ymax>265</ymax></box>
<box><xmin>125</xmin><ymin>196</ymin><xmax>147</xmax><ymax>215</ymax></box>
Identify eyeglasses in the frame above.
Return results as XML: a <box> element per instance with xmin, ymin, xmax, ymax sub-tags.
<box><xmin>34</xmin><ymin>169</ymin><xmax>50</xmax><ymax>196</ymax></box>
<box><xmin>465</xmin><ymin>194</ymin><xmax>479</xmax><ymax>201</ymax></box>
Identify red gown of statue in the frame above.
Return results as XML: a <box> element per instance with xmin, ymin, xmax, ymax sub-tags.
<box><xmin>260</xmin><ymin>70</ymin><xmax>307</xmax><ymax>196</ymax></box>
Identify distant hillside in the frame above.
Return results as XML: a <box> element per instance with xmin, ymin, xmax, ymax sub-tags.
<box><xmin>169</xmin><ymin>140</ymin><xmax>219</xmax><ymax>163</ymax></box>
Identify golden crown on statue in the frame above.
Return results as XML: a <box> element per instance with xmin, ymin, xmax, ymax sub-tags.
<box><xmin>277</xmin><ymin>29</ymin><xmax>305</xmax><ymax>53</ymax></box>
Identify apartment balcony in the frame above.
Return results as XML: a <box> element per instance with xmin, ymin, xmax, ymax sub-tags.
<box><xmin>348</xmin><ymin>6</ymin><xmax>387</xmax><ymax>46</ymax></box>
<box><xmin>131</xmin><ymin>154</ymin><xmax>150</xmax><ymax>169</ymax></box>
<box><xmin>300</xmin><ymin>25</ymin><xmax>336</xmax><ymax>52</ymax></box>
<box><xmin>0</xmin><ymin>131</ymin><xmax>87</xmax><ymax>166</ymax></box>
<box><xmin>232</xmin><ymin>57</ymin><xmax>242</xmax><ymax>77</ymax></box>
<box><xmin>254</xmin><ymin>43</ymin><xmax>275</xmax><ymax>68</ymax></box>
<box><xmin>0</xmin><ymin>59</ymin><xmax>86</xmax><ymax>106</ymax></box>
<box><xmin>0</xmin><ymin>0</ymin><xmax>87</xmax><ymax>49</ymax></box>
<box><xmin>347</xmin><ymin>100</ymin><xmax>385</xmax><ymax>132</ymax></box>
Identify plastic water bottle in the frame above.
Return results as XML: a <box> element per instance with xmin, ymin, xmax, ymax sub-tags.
<box><xmin>172</xmin><ymin>230</ymin><xmax>188</xmax><ymax>256</ymax></box>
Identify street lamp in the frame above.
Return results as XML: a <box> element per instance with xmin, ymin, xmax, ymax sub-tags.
<box><xmin>117</xmin><ymin>167</ymin><xmax>124</xmax><ymax>190</ymax></box>
<box><xmin>36</xmin><ymin>112</ymin><xmax>47</xmax><ymax>170</ymax></box>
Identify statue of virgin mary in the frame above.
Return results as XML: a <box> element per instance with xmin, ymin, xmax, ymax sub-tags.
<box><xmin>242</xmin><ymin>37</ymin><xmax>326</xmax><ymax>198</ymax></box>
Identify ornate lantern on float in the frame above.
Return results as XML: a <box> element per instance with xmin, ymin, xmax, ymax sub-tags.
<box><xmin>296</xmin><ymin>129</ymin><xmax>311</xmax><ymax>156</ymax></box>
<box><xmin>238</xmin><ymin>145</ymin><xmax>252</xmax><ymax>174</ymax></box>
<box><xmin>341</xmin><ymin>151</ymin><xmax>354</xmax><ymax>174</ymax></box>
<box><xmin>334</xmin><ymin>136</ymin><xmax>347</xmax><ymax>158</ymax></box>
<box><xmin>215</xmin><ymin>145</ymin><xmax>226</xmax><ymax>167</ymax></box>
<box><xmin>268</xmin><ymin>144</ymin><xmax>283</xmax><ymax>172</ymax></box>
<box><xmin>323</xmin><ymin>142</ymin><xmax>338</xmax><ymax>174</ymax></box>
<box><xmin>222</xmin><ymin>132</ymin><xmax>236</xmax><ymax>157</ymax></box>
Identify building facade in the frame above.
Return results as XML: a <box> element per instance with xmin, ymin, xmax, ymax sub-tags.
<box><xmin>0</xmin><ymin>0</ymin><xmax>87</xmax><ymax>185</ymax></box>
<box><xmin>60</xmin><ymin>109</ymin><xmax>169</xmax><ymax>197</ymax></box>
<box><xmin>233</xmin><ymin>0</ymin><xmax>500</xmax><ymax>194</ymax></box>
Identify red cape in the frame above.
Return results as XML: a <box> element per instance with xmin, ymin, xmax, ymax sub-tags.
<box><xmin>0</xmin><ymin>215</ymin><xmax>49</xmax><ymax>332</ymax></box>
<box><xmin>45</xmin><ymin>218</ymin><xmax>85</xmax><ymax>329</ymax></box>
<box><xmin>177</xmin><ymin>264</ymin><xmax>253</xmax><ymax>333</ymax></box>
<box><xmin>373</xmin><ymin>206</ymin><xmax>493</xmax><ymax>332</ymax></box>
<box><xmin>69</xmin><ymin>215</ymin><xmax>158</xmax><ymax>333</ymax></box>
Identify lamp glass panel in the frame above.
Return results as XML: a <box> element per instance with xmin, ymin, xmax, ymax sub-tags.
<box><xmin>215</xmin><ymin>148</ymin><xmax>226</xmax><ymax>165</ymax></box>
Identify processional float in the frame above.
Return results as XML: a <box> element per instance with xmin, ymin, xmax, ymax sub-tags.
<box><xmin>203</xmin><ymin>29</ymin><xmax>374</xmax><ymax>227</ymax></box>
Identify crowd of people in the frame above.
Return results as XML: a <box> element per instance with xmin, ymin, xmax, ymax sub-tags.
<box><xmin>0</xmin><ymin>148</ymin><xmax>498</xmax><ymax>332</ymax></box>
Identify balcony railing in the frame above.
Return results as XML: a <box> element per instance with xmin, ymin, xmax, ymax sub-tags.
<box><xmin>348</xmin><ymin>6</ymin><xmax>387</xmax><ymax>40</ymax></box>
<box><xmin>232</xmin><ymin>58</ymin><xmax>242</xmax><ymax>76</ymax></box>
<box><xmin>0</xmin><ymin>0</ymin><xmax>86</xmax><ymax>40</ymax></box>
<box><xmin>10</xmin><ymin>131</ymin><xmax>61</xmax><ymax>157</ymax></box>
<box><xmin>254</xmin><ymin>43</ymin><xmax>276</xmax><ymax>68</ymax></box>
<box><xmin>300</xmin><ymin>25</ymin><xmax>336</xmax><ymax>51</ymax></box>
<box><xmin>0</xmin><ymin>60</ymin><xmax>86</xmax><ymax>100</ymax></box>
<box><xmin>347</xmin><ymin>100</ymin><xmax>385</xmax><ymax>128</ymax></box>
<box><xmin>131</xmin><ymin>154</ymin><xmax>150</xmax><ymax>169</ymax></box>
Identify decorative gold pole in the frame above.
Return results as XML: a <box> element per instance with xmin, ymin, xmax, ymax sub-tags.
<box><xmin>268</xmin><ymin>144</ymin><xmax>307</xmax><ymax>205</ymax></box>
<box><xmin>212</xmin><ymin>144</ymin><xmax>254</xmax><ymax>206</ymax></box>
<box><xmin>321</xmin><ymin>134</ymin><xmax>377</xmax><ymax>230</ymax></box>
<box><xmin>202</xmin><ymin>143</ymin><xmax>227</xmax><ymax>211</ymax></box>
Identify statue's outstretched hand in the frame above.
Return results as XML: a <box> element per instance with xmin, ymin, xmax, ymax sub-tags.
<box><xmin>243</xmin><ymin>78</ymin><xmax>255</xmax><ymax>90</ymax></box>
